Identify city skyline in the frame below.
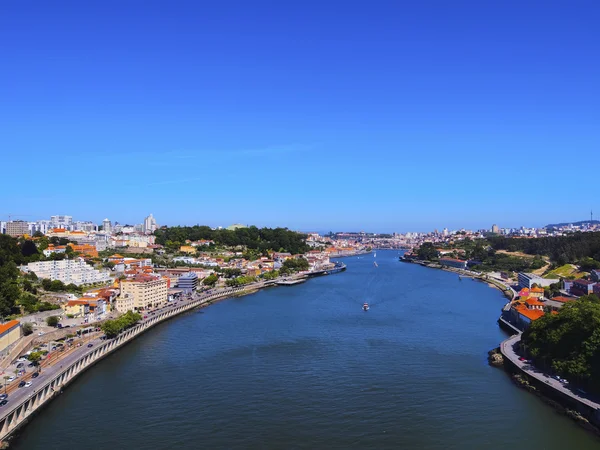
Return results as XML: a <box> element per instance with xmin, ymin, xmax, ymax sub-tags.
<box><xmin>1</xmin><ymin>1</ymin><xmax>598</xmax><ymax>231</ymax></box>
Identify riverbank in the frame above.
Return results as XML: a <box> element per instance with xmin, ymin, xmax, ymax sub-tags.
<box><xmin>0</xmin><ymin>270</ymin><xmax>342</xmax><ymax>445</ymax></box>
<box><xmin>398</xmin><ymin>258</ymin><xmax>516</xmax><ymax>300</ymax></box>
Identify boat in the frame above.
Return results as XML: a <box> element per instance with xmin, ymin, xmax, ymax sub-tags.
<box><xmin>363</xmin><ymin>302</ymin><xmax>369</xmax><ymax>311</ymax></box>
<box><xmin>374</xmin><ymin>261</ymin><xmax>378</xmax><ymax>267</ymax></box>
<box><xmin>374</xmin><ymin>252</ymin><xmax>376</xmax><ymax>258</ymax></box>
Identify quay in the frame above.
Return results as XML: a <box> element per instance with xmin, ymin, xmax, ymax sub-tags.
<box><xmin>0</xmin><ymin>268</ymin><xmax>343</xmax><ymax>444</ymax></box>
<box><xmin>275</xmin><ymin>278</ymin><xmax>307</xmax><ymax>286</ymax></box>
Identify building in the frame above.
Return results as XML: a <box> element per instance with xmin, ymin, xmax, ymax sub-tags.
<box><xmin>491</xmin><ymin>224</ymin><xmax>499</xmax><ymax>234</ymax></box>
<box><xmin>22</xmin><ymin>258</ymin><xmax>111</xmax><ymax>286</ymax></box>
<box><xmin>43</xmin><ymin>244</ymin><xmax>67</xmax><ymax>257</ymax></box>
<box><xmin>177</xmin><ymin>272</ymin><xmax>198</xmax><ymax>294</ymax></box>
<box><xmin>102</xmin><ymin>218</ymin><xmax>112</xmax><ymax>234</ymax></box>
<box><xmin>64</xmin><ymin>300</ymin><xmax>90</xmax><ymax>318</ymax></box>
<box><xmin>0</xmin><ymin>320</ymin><xmax>21</xmax><ymax>352</ymax></box>
<box><xmin>591</xmin><ymin>270</ymin><xmax>600</xmax><ymax>282</ymax></box>
<box><xmin>6</xmin><ymin>220</ymin><xmax>29</xmax><ymax>237</ymax></box>
<box><xmin>68</xmin><ymin>243</ymin><xmax>99</xmax><ymax>258</ymax></box>
<box><xmin>517</xmin><ymin>273</ymin><xmax>560</xmax><ymax>289</ymax></box>
<box><xmin>570</xmin><ymin>279</ymin><xmax>597</xmax><ymax>296</ymax></box>
<box><xmin>143</xmin><ymin>213</ymin><xmax>157</xmax><ymax>234</ymax></box>
<box><xmin>439</xmin><ymin>258</ymin><xmax>468</xmax><ymax>269</ymax></box>
<box><xmin>50</xmin><ymin>215</ymin><xmax>73</xmax><ymax>230</ymax></box>
<box><xmin>118</xmin><ymin>276</ymin><xmax>168</xmax><ymax>311</ymax></box>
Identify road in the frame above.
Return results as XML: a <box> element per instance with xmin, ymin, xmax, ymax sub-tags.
<box><xmin>0</xmin><ymin>282</ymin><xmax>271</xmax><ymax>418</ymax></box>
<box><xmin>501</xmin><ymin>334</ymin><xmax>600</xmax><ymax>410</ymax></box>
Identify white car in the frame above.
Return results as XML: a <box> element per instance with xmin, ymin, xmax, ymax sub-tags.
<box><xmin>24</xmin><ymin>382</ymin><xmax>32</xmax><ymax>388</ymax></box>
<box><xmin>7</xmin><ymin>377</ymin><xmax>15</xmax><ymax>383</ymax></box>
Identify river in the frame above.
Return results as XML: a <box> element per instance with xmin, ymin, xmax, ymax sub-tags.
<box><xmin>12</xmin><ymin>250</ymin><xmax>600</xmax><ymax>449</ymax></box>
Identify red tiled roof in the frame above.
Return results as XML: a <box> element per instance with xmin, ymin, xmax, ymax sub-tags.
<box><xmin>0</xmin><ymin>320</ymin><xmax>20</xmax><ymax>335</ymax></box>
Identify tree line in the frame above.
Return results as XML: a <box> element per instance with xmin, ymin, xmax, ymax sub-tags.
<box><xmin>522</xmin><ymin>294</ymin><xmax>600</xmax><ymax>394</ymax></box>
<box><xmin>154</xmin><ymin>225</ymin><xmax>309</xmax><ymax>255</ymax></box>
<box><xmin>488</xmin><ymin>232</ymin><xmax>600</xmax><ymax>266</ymax></box>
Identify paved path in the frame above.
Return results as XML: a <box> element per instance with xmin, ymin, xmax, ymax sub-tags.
<box><xmin>501</xmin><ymin>334</ymin><xmax>600</xmax><ymax>411</ymax></box>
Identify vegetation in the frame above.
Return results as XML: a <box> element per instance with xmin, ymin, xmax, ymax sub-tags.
<box><xmin>488</xmin><ymin>232</ymin><xmax>600</xmax><ymax>266</ymax></box>
<box><xmin>225</xmin><ymin>276</ymin><xmax>256</xmax><ymax>287</ymax></box>
<box><xmin>417</xmin><ymin>243</ymin><xmax>439</xmax><ymax>261</ymax></box>
<box><xmin>27</xmin><ymin>351</ymin><xmax>43</xmax><ymax>369</ymax></box>
<box><xmin>46</xmin><ymin>316</ymin><xmax>60</xmax><ymax>327</ymax></box>
<box><xmin>202</xmin><ymin>274</ymin><xmax>219</xmax><ymax>287</ymax></box>
<box><xmin>22</xmin><ymin>322</ymin><xmax>33</xmax><ymax>336</ymax></box>
<box><xmin>261</xmin><ymin>270</ymin><xmax>280</xmax><ymax>280</ymax></box>
<box><xmin>522</xmin><ymin>295</ymin><xmax>600</xmax><ymax>393</ymax></box>
<box><xmin>154</xmin><ymin>225</ymin><xmax>309</xmax><ymax>255</ymax></box>
<box><xmin>280</xmin><ymin>258</ymin><xmax>309</xmax><ymax>275</ymax></box>
<box><xmin>543</xmin><ymin>264</ymin><xmax>588</xmax><ymax>280</ymax></box>
<box><xmin>100</xmin><ymin>311</ymin><xmax>142</xmax><ymax>338</ymax></box>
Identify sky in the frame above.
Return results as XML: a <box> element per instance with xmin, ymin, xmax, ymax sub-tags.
<box><xmin>1</xmin><ymin>1</ymin><xmax>599</xmax><ymax>233</ymax></box>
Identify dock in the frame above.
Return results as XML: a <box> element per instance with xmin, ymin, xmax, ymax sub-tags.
<box><xmin>275</xmin><ymin>278</ymin><xmax>307</xmax><ymax>286</ymax></box>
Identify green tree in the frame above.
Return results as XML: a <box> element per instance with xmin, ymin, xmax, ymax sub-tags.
<box><xmin>417</xmin><ymin>243</ymin><xmax>439</xmax><ymax>261</ymax></box>
<box><xmin>46</xmin><ymin>316</ymin><xmax>60</xmax><ymax>327</ymax></box>
<box><xmin>202</xmin><ymin>274</ymin><xmax>218</xmax><ymax>286</ymax></box>
<box><xmin>27</xmin><ymin>351</ymin><xmax>43</xmax><ymax>370</ymax></box>
<box><xmin>22</xmin><ymin>322</ymin><xmax>33</xmax><ymax>336</ymax></box>
<box><xmin>20</xmin><ymin>240</ymin><xmax>39</xmax><ymax>258</ymax></box>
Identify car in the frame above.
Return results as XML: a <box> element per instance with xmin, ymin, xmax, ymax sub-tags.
<box><xmin>51</xmin><ymin>347</ymin><xmax>57</xmax><ymax>351</ymax></box>
<box><xmin>7</xmin><ymin>376</ymin><xmax>15</xmax><ymax>383</ymax></box>
<box><xmin>18</xmin><ymin>381</ymin><xmax>26</xmax><ymax>388</ymax></box>
<box><xmin>16</xmin><ymin>363</ymin><xmax>24</xmax><ymax>368</ymax></box>
<box><xmin>38</xmin><ymin>332</ymin><xmax>44</xmax><ymax>336</ymax></box>
<box><xmin>28</xmin><ymin>362</ymin><xmax>34</xmax><ymax>367</ymax></box>
<box><xmin>24</xmin><ymin>382</ymin><xmax>32</xmax><ymax>388</ymax></box>
<box><xmin>0</xmin><ymin>400</ymin><xmax>7</xmax><ymax>406</ymax></box>
<box><xmin>87</xmin><ymin>343</ymin><xmax>93</xmax><ymax>348</ymax></box>
<box><xmin>0</xmin><ymin>394</ymin><xmax>7</xmax><ymax>400</ymax></box>
<box><xmin>32</xmin><ymin>372</ymin><xmax>39</xmax><ymax>379</ymax></box>
<box><xmin>518</xmin><ymin>357</ymin><xmax>525</xmax><ymax>361</ymax></box>
<box><xmin>63</xmin><ymin>325</ymin><xmax>70</xmax><ymax>328</ymax></box>
<box><xmin>552</xmin><ymin>375</ymin><xmax>561</xmax><ymax>381</ymax></box>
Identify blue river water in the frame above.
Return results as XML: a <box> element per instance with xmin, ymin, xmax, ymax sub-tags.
<box><xmin>12</xmin><ymin>251</ymin><xmax>600</xmax><ymax>449</ymax></box>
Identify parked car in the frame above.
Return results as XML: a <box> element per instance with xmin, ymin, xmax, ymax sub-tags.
<box><xmin>32</xmin><ymin>372</ymin><xmax>39</xmax><ymax>379</ymax></box>
<box><xmin>518</xmin><ymin>357</ymin><xmax>525</xmax><ymax>361</ymax></box>
<box><xmin>7</xmin><ymin>376</ymin><xmax>15</xmax><ymax>383</ymax></box>
<box><xmin>16</xmin><ymin>363</ymin><xmax>24</xmax><ymax>368</ymax></box>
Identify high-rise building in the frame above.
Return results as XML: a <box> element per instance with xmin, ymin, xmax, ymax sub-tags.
<box><xmin>102</xmin><ymin>218</ymin><xmax>112</xmax><ymax>234</ymax></box>
<box><xmin>117</xmin><ymin>276</ymin><xmax>168</xmax><ymax>311</ymax></box>
<box><xmin>50</xmin><ymin>215</ymin><xmax>73</xmax><ymax>230</ymax></box>
<box><xmin>143</xmin><ymin>213</ymin><xmax>157</xmax><ymax>234</ymax></box>
<box><xmin>6</xmin><ymin>220</ymin><xmax>29</xmax><ymax>237</ymax></box>
<box><xmin>442</xmin><ymin>228</ymin><xmax>449</xmax><ymax>236</ymax></box>
<box><xmin>491</xmin><ymin>224</ymin><xmax>499</xmax><ymax>234</ymax></box>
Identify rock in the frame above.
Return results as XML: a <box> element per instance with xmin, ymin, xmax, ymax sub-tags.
<box><xmin>488</xmin><ymin>352</ymin><xmax>504</xmax><ymax>367</ymax></box>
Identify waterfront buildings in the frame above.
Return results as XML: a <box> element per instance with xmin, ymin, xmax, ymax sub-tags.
<box><xmin>177</xmin><ymin>272</ymin><xmax>198</xmax><ymax>294</ymax></box>
<box><xmin>117</xmin><ymin>276</ymin><xmax>168</xmax><ymax>311</ymax></box>
<box><xmin>439</xmin><ymin>258</ymin><xmax>468</xmax><ymax>269</ymax></box>
<box><xmin>6</xmin><ymin>220</ymin><xmax>29</xmax><ymax>237</ymax></box>
<box><xmin>0</xmin><ymin>320</ymin><xmax>22</xmax><ymax>353</ymax></box>
<box><xmin>22</xmin><ymin>258</ymin><xmax>112</xmax><ymax>286</ymax></box>
<box><xmin>517</xmin><ymin>272</ymin><xmax>560</xmax><ymax>289</ymax></box>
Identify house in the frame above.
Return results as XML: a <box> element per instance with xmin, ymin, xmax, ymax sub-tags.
<box><xmin>529</xmin><ymin>286</ymin><xmax>545</xmax><ymax>298</ymax></box>
<box><xmin>570</xmin><ymin>279</ymin><xmax>597</xmax><ymax>296</ymax></box>
<box><xmin>439</xmin><ymin>258</ymin><xmax>467</xmax><ymax>269</ymax></box>
<box><xmin>0</xmin><ymin>320</ymin><xmax>21</xmax><ymax>353</ymax></box>
<box><xmin>525</xmin><ymin>297</ymin><xmax>545</xmax><ymax>311</ymax></box>
<box><xmin>551</xmin><ymin>296</ymin><xmax>576</xmax><ymax>304</ymax></box>
<box><xmin>512</xmin><ymin>303</ymin><xmax>545</xmax><ymax>330</ymax></box>
<box><xmin>65</xmin><ymin>300</ymin><xmax>91</xmax><ymax>317</ymax></box>
<box><xmin>591</xmin><ymin>270</ymin><xmax>600</xmax><ymax>282</ymax></box>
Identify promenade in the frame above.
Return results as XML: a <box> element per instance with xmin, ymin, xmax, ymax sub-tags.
<box><xmin>0</xmin><ymin>271</ymin><xmax>322</xmax><ymax>442</ymax></box>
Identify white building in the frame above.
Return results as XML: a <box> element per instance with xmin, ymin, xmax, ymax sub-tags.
<box><xmin>518</xmin><ymin>272</ymin><xmax>560</xmax><ymax>289</ymax></box>
<box><xmin>22</xmin><ymin>258</ymin><xmax>112</xmax><ymax>286</ymax></box>
<box><xmin>50</xmin><ymin>215</ymin><xmax>73</xmax><ymax>230</ymax></box>
<box><xmin>102</xmin><ymin>218</ymin><xmax>112</xmax><ymax>234</ymax></box>
<box><xmin>143</xmin><ymin>214</ymin><xmax>157</xmax><ymax>234</ymax></box>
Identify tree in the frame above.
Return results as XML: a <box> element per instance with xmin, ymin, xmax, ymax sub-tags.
<box><xmin>27</xmin><ymin>351</ymin><xmax>43</xmax><ymax>371</ymax></box>
<box><xmin>46</xmin><ymin>316</ymin><xmax>60</xmax><ymax>327</ymax></box>
<box><xmin>202</xmin><ymin>274</ymin><xmax>218</xmax><ymax>287</ymax></box>
<box><xmin>20</xmin><ymin>240</ymin><xmax>39</xmax><ymax>258</ymax></box>
<box><xmin>417</xmin><ymin>243</ymin><xmax>439</xmax><ymax>261</ymax></box>
<box><xmin>22</xmin><ymin>322</ymin><xmax>33</xmax><ymax>336</ymax></box>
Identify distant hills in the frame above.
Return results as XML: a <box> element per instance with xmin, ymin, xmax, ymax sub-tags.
<box><xmin>545</xmin><ymin>220</ymin><xmax>600</xmax><ymax>228</ymax></box>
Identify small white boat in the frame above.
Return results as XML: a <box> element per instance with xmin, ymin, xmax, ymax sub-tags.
<box><xmin>363</xmin><ymin>302</ymin><xmax>369</xmax><ymax>311</ymax></box>
<box><xmin>374</xmin><ymin>261</ymin><xmax>378</xmax><ymax>267</ymax></box>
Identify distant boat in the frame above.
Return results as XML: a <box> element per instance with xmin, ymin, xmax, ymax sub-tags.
<box><xmin>363</xmin><ymin>302</ymin><xmax>369</xmax><ymax>311</ymax></box>
<box><xmin>374</xmin><ymin>261</ymin><xmax>378</xmax><ymax>267</ymax></box>
<box><xmin>374</xmin><ymin>252</ymin><xmax>377</xmax><ymax>258</ymax></box>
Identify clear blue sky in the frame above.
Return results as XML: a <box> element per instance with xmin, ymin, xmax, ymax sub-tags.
<box><xmin>1</xmin><ymin>1</ymin><xmax>598</xmax><ymax>233</ymax></box>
